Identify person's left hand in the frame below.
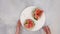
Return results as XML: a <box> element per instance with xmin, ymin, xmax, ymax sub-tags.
<box><xmin>15</xmin><ymin>19</ymin><xmax>21</xmax><ymax>34</ymax></box>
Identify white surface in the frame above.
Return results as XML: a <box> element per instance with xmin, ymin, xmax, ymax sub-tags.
<box><xmin>20</xmin><ymin>6</ymin><xmax>45</xmax><ymax>31</ymax></box>
<box><xmin>0</xmin><ymin>0</ymin><xmax>60</xmax><ymax>34</ymax></box>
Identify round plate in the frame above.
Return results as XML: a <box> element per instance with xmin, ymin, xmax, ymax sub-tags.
<box><xmin>20</xmin><ymin>6</ymin><xmax>45</xmax><ymax>31</ymax></box>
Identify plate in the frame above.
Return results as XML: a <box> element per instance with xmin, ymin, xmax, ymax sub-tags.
<box><xmin>20</xmin><ymin>6</ymin><xmax>45</xmax><ymax>31</ymax></box>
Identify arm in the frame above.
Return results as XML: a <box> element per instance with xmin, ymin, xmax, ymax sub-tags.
<box><xmin>15</xmin><ymin>20</ymin><xmax>21</xmax><ymax>34</ymax></box>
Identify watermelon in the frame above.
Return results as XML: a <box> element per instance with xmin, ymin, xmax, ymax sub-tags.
<box><xmin>33</xmin><ymin>8</ymin><xmax>43</xmax><ymax>20</ymax></box>
<box><xmin>24</xmin><ymin>19</ymin><xmax>35</xmax><ymax>29</ymax></box>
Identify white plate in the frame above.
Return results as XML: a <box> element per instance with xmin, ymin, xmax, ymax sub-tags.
<box><xmin>20</xmin><ymin>6</ymin><xmax>45</xmax><ymax>31</ymax></box>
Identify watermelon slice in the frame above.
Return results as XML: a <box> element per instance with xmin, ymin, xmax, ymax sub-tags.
<box><xmin>24</xmin><ymin>19</ymin><xmax>35</xmax><ymax>30</ymax></box>
<box><xmin>33</xmin><ymin>8</ymin><xmax>43</xmax><ymax>20</ymax></box>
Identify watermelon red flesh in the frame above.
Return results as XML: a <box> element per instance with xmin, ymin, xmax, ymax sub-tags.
<box><xmin>34</xmin><ymin>8</ymin><xmax>43</xmax><ymax>20</ymax></box>
<box><xmin>24</xmin><ymin>19</ymin><xmax>35</xmax><ymax>29</ymax></box>
<box><xmin>25</xmin><ymin>23</ymin><xmax>33</xmax><ymax>28</ymax></box>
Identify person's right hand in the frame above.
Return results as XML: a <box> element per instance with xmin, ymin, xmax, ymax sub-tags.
<box><xmin>43</xmin><ymin>26</ymin><xmax>51</xmax><ymax>34</ymax></box>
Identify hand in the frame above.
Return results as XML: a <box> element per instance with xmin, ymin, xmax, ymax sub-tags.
<box><xmin>15</xmin><ymin>19</ymin><xmax>21</xmax><ymax>34</ymax></box>
<box><xmin>42</xmin><ymin>26</ymin><xmax>51</xmax><ymax>34</ymax></box>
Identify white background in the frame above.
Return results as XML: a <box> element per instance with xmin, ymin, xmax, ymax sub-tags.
<box><xmin>0</xmin><ymin>0</ymin><xmax>60</xmax><ymax>34</ymax></box>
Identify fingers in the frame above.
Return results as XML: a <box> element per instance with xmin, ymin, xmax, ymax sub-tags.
<box><xmin>17</xmin><ymin>19</ymin><xmax>21</xmax><ymax>26</ymax></box>
<box><xmin>42</xmin><ymin>26</ymin><xmax>51</xmax><ymax>34</ymax></box>
<box><xmin>15</xmin><ymin>19</ymin><xmax>21</xmax><ymax>34</ymax></box>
